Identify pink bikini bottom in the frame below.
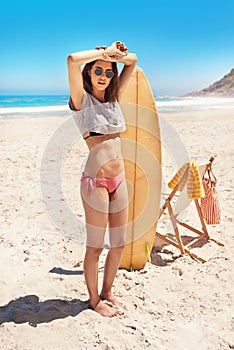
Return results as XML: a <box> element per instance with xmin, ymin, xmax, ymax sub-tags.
<box><xmin>80</xmin><ymin>170</ymin><xmax>125</xmax><ymax>196</ymax></box>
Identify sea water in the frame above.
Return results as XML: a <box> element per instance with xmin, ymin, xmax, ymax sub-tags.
<box><xmin>0</xmin><ymin>95</ymin><xmax>70</xmax><ymax>118</ymax></box>
<box><xmin>0</xmin><ymin>95</ymin><xmax>68</xmax><ymax>108</ymax></box>
<box><xmin>0</xmin><ymin>95</ymin><xmax>234</xmax><ymax>118</ymax></box>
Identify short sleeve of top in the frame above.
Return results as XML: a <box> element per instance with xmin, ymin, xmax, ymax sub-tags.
<box><xmin>68</xmin><ymin>92</ymin><xmax>126</xmax><ymax>136</ymax></box>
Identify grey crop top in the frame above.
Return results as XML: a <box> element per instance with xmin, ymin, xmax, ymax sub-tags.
<box><xmin>69</xmin><ymin>92</ymin><xmax>126</xmax><ymax>137</ymax></box>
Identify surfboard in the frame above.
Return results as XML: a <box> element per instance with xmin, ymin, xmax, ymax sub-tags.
<box><xmin>119</xmin><ymin>66</ymin><xmax>162</xmax><ymax>271</ymax></box>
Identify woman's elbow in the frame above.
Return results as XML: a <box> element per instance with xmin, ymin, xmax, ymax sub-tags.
<box><xmin>67</xmin><ymin>54</ymin><xmax>74</xmax><ymax>65</ymax></box>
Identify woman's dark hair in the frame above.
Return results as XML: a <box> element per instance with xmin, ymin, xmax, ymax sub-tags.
<box><xmin>82</xmin><ymin>61</ymin><xmax>119</xmax><ymax>102</ymax></box>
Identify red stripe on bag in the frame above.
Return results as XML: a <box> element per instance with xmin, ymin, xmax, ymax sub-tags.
<box><xmin>201</xmin><ymin>178</ymin><xmax>221</xmax><ymax>224</ymax></box>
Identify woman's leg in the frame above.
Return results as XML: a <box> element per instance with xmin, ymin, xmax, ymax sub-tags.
<box><xmin>81</xmin><ymin>182</ymin><xmax>123</xmax><ymax>317</ymax></box>
<box><xmin>101</xmin><ymin>180</ymin><xmax>128</xmax><ymax>309</ymax></box>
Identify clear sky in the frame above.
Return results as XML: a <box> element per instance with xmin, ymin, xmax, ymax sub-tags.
<box><xmin>0</xmin><ymin>0</ymin><xmax>233</xmax><ymax>96</ymax></box>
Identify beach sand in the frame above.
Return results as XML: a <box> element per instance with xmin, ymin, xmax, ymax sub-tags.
<box><xmin>0</xmin><ymin>108</ymin><xmax>233</xmax><ymax>350</ymax></box>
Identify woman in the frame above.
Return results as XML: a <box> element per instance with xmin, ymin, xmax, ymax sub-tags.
<box><xmin>67</xmin><ymin>41</ymin><xmax>137</xmax><ymax>317</ymax></box>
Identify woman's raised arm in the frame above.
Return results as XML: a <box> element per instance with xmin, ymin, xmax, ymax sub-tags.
<box><xmin>67</xmin><ymin>49</ymin><xmax>106</xmax><ymax>110</ymax></box>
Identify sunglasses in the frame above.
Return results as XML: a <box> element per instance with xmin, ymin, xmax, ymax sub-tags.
<box><xmin>94</xmin><ymin>67</ymin><xmax>114</xmax><ymax>79</ymax></box>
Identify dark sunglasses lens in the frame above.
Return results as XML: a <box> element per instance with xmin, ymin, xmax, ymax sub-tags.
<box><xmin>106</xmin><ymin>71</ymin><xmax>114</xmax><ymax>79</ymax></box>
<box><xmin>94</xmin><ymin>68</ymin><xmax>103</xmax><ymax>76</ymax></box>
<box><xmin>94</xmin><ymin>68</ymin><xmax>114</xmax><ymax>78</ymax></box>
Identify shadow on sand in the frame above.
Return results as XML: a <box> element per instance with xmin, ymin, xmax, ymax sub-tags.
<box><xmin>151</xmin><ymin>233</ymin><xmax>212</xmax><ymax>266</ymax></box>
<box><xmin>0</xmin><ymin>295</ymin><xmax>89</xmax><ymax>327</ymax></box>
<box><xmin>49</xmin><ymin>267</ymin><xmax>84</xmax><ymax>275</ymax></box>
<box><xmin>0</xmin><ymin>267</ymin><xmax>89</xmax><ymax>327</ymax></box>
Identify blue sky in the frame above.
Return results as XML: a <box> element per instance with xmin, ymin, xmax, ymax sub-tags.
<box><xmin>0</xmin><ymin>0</ymin><xmax>233</xmax><ymax>96</ymax></box>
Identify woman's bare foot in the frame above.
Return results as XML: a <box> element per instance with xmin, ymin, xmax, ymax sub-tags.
<box><xmin>89</xmin><ymin>299</ymin><xmax>123</xmax><ymax>317</ymax></box>
<box><xmin>100</xmin><ymin>293</ymin><xmax>127</xmax><ymax>311</ymax></box>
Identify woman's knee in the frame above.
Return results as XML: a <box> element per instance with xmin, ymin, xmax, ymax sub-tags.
<box><xmin>85</xmin><ymin>246</ymin><xmax>103</xmax><ymax>259</ymax></box>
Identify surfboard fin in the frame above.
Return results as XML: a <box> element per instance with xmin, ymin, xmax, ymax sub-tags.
<box><xmin>146</xmin><ymin>243</ymin><xmax>151</xmax><ymax>263</ymax></box>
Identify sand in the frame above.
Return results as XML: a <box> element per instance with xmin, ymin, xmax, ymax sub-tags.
<box><xmin>0</xmin><ymin>107</ymin><xmax>233</xmax><ymax>350</ymax></box>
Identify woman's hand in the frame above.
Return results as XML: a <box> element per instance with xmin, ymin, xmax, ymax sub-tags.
<box><xmin>96</xmin><ymin>41</ymin><xmax>128</xmax><ymax>61</ymax></box>
<box><xmin>115</xmin><ymin>41</ymin><xmax>128</xmax><ymax>54</ymax></box>
<box><xmin>105</xmin><ymin>41</ymin><xmax>128</xmax><ymax>57</ymax></box>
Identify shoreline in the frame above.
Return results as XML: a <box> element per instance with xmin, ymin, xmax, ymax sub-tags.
<box><xmin>1</xmin><ymin>106</ymin><xmax>233</xmax><ymax>126</ymax></box>
<box><xmin>1</xmin><ymin>95</ymin><xmax>234</xmax><ymax>118</ymax></box>
<box><xmin>160</xmin><ymin>107</ymin><xmax>234</xmax><ymax>121</ymax></box>
<box><xmin>0</xmin><ymin>106</ymin><xmax>233</xmax><ymax>123</ymax></box>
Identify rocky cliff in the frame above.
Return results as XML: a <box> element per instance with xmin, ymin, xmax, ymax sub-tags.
<box><xmin>185</xmin><ymin>68</ymin><xmax>234</xmax><ymax>97</ymax></box>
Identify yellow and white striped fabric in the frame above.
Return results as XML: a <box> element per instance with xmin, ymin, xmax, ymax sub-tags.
<box><xmin>168</xmin><ymin>161</ymin><xmax>205</xmax><ymax>199</ymax></box>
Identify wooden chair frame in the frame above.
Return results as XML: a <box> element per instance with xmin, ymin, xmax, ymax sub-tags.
<box><xmin>155</xmin><ymin>161</ymin><xmax>224</xmax><ymax>262</ymax></box>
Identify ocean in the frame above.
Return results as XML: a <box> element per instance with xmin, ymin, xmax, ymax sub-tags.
<box><xmin>0</xmin><ymin>95</ymin><xmax>234</xmax><ymax>118</ymax></box>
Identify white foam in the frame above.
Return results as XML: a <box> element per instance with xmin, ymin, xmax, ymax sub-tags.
<box><xmin>156</xmin><ymin>97</ymin><xmax>234</xmax><ymax>110</ymax></box>
<box><xmin>0</xmin><ymin>105</ymin><xmax>69</xmax><ymax>115</ymax></box>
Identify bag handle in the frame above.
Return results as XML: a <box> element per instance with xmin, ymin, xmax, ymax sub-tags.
<box><xmin>204</xmin><ymin>156</ymin><xmax>217</xmax><ymax>183</ymax></box>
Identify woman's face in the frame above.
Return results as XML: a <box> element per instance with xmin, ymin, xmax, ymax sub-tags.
<box><xmin>89</xmin><ymin>60</ymin><xmax>114</xmax><ymax>91</ymax></box>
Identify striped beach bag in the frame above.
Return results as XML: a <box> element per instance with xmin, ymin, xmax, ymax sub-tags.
<box><xmin>200</xmin><ymin>173</ymin><xmax>221</xmax><ymax>225</ymax></box>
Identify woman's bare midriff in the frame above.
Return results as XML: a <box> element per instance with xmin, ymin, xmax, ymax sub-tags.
<box><xmin>84</xmin><ymin>133</ymin><xmax>124</xmax><ymax>178</ymax></box>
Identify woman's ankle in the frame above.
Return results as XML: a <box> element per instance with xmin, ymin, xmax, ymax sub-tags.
<box><xmin>100</xmin><ymin>289</ymin><xmax>113</xmax><ymax>299</ymax></box>
<box><xmin>89</xmin><ymin>296</ymin><xmax>101</xmax><ymax>309</ymax></box>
